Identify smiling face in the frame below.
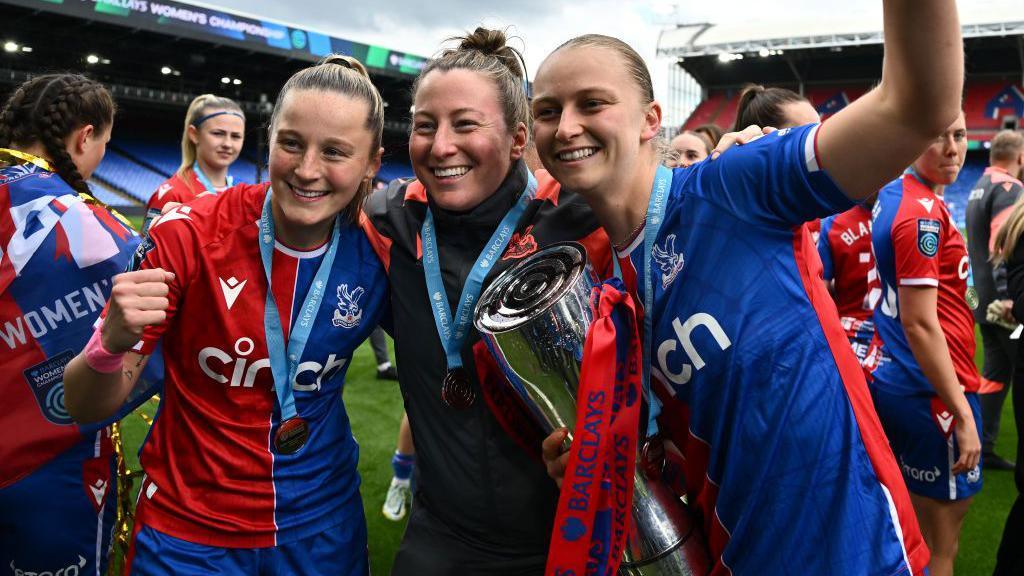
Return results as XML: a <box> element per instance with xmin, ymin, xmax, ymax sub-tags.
<box><xmin>531</xmin><ymin>44</ymin><xmax>660</xmax><ymax>198</ymax></box>
<box><xmin>912</xmin><ymin>111</ymin><xmax>967</xmax><ymax>186</ymax></box>
<box><xmin>409</xmin><ymin>68</ymin><xmax>526</xmax><ymax>212</ymax></box>
<box><xmin>189</xmin><ymin>109</ymin><xmax>244</xmax><ymax>173</ymax></box>
<box><xmin>268</xmin><ymin>89</ymin><xmax>380</xmax><ymax>248</ymax></box>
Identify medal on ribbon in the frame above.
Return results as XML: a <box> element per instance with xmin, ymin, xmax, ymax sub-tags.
<box><xmin>420</xmin><ymin>174</ymin><xmax>537</xmax><ymax>410</ymax></box>
<box><xmin>258</xmin><ymin>189</ymin><xmax>340</xmax><ymax>454</ymax></box>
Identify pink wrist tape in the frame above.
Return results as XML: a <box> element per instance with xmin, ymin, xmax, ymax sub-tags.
<box><xmin>83</xmin><ymin>322</ymin><xmax>125</xmax><ymax>374</ymax></box>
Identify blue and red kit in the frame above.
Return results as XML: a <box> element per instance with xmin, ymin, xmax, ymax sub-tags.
<box><xmin>0</xmin><ymin>160</ymin><xmax>139</xmax><ymax>576</ymax></box>
<box><xmin>818</xmin><ymin>204</ymin><xmax>880</xmax><ymax>361</ymax></box>
<box><xmin>614</xmin><ymin>125</ymin><xmax>928</xmax><ymax>575</ymax></box>
<box><xmin>869</xmin><ymin>172</ymin><xmax>983</xmax><ymax>500</ymax></box>
<box><xmin>124</xmin><ymin>184</ymin><xmax>386</xmax><ymax>569</ymax></box>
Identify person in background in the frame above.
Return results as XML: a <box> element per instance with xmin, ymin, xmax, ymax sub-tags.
<box><xmin>869</xmin><ymin>112</ymin><xmax>981</xmax><ymax>576</ymax></box>
<box><xmin>382</xmin><ymin>413</ymin><xmax>415</xmax><ymax>521</ymax></box>
<box><xmin>143</xmin><ymin>94</ymin><xmax>244</xmax><ymax>230</ymax></box>
<box><xmin>667</xmin><ymin>129</ymin><xmax>712</xmax><ymax>168</ymax></box>
<box><xmin>965</xmin><ymin>129</ymin><xmax>1024</xmax><ymax>471</ymax></box>
<box><xmin>990</xmin><ymin>188</ymin><xmax>1024</xmax><ymax>575</ymax></box>
<box><xmin>693</xmin><ymin>123</ymin><xmax>723</xmax><ymax>148</ymax></box>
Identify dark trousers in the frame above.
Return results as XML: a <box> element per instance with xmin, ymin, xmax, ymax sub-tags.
<box><xmin>994</xmin><ymin>342</ymin><xmax>1024</xmax><ymax>574</ymax></box>
<box><xmin>370</xmin><ymin>326</ymin><xmax>390</xmax><ymax>366</ymax></box>
<box><xmin>980</xmin><ymin>323</ymin><xmax>1015</xmax><ymax>453</ymax></box>
<box><xmin>392</xmin><ymin>504</ymin><xmax>546</xmax><ymax>576</ymax></box>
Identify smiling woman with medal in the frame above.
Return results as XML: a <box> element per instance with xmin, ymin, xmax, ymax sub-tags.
<box><xmin>143</xmin><ymin>94</ymin><xmax>245</xmax><ymax>231</ymax></box>
<box><xmin>533</xmin><ymin>0</ymin><xmax>967</xmax><ymax>573</ymax></box>
<box><xmin>63</xmin><ymin>55</ymin><xmax>388</xmax><ymax>574</ymax></box>
<box><xmin>360</xmin><ymin>28</ymin><xmax>613</xmax><ymax>575</ymax></box>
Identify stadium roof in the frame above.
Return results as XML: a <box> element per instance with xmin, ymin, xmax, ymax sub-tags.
<box><xmin>658</xmin><ymin>2</ymin><xmax>1024</xmax><ymax>57</ymax></box>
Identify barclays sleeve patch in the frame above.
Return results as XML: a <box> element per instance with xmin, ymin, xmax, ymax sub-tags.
<box><xmin>126</xmin><ymin>235</ymin><xmax>156</xmax><ymax>273</ymax></box>
<box><xmin>917</xmin><ymin>218</ymin><xmax>941</xmax><ymax>257</ymax></box>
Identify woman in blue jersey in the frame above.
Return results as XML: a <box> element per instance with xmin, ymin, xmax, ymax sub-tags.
<box><xmin>63</xmin><ymin>55</ymin><xmax>386</xmax><ymax>575</ymax></box>
<box><xmin>0</xmin><ymin>74</ymin><xmax>137</xmax><ymax>576</ymax></box>
<box><xmin>534</xmin><ymin>0</ymin><xmax>964</xmax><ymax>573</ymax></box>
<box><xmin>144</xmin><ymin>94</ymin><xmax>245</xmax><ymax>226</ymax></box>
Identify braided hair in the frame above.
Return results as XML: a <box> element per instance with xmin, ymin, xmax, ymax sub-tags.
<box><xmin>0</xmin><ymin>74</ymin><xmax>115</xmax><ymax>196</ymax></box>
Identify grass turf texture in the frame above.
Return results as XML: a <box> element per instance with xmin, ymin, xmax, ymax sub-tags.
<box><xmin>114</xmin><ymin>216</ymin><xmax>1015</xmax><ymax>574</ymax></box>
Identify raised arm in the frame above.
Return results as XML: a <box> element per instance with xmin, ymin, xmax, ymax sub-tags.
<box><xmin>818</xmin><ymin>0</ymin><xmax>963</xmax><ymax>200</ymax></box>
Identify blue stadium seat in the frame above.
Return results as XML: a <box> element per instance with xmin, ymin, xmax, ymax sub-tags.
<box><xmin>87</xmin><ymin>182</ymin><xmax>136</xmax><ymax>207</ymax></box>
<box><xmin>943</xmin><ymin>158</ymin><xmax>985</xmax><ymax>228</ymax></box>
<box><xmin>93</xmin><ymin>148</ymin><xmax>166</xmax><ymax>203</ymax></box>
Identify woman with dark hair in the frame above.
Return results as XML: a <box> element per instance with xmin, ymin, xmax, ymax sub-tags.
<box><xmin>0</xmin><ymin>73</ymin><xmax>137</xmax><ymax>576</ymax></box>
<box><xmin>532</xmin><ymin>0</ymin><xmax>964</xmax><ymax>571</ymax></box>
<box><xmin>63</xmin><ymin>55</ymin><xmax>388</xmax><ymax>574</ymax></box>
<box><xmin>732</xmin><ymin>84</ymin><xmax>818</xmax><ymax>132</ymax></box>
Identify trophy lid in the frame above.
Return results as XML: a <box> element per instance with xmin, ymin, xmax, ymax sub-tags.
<box><xmin>475</xmin><ymin>242</ymin><xmax>590</xmax><ymax>334</ymax></box>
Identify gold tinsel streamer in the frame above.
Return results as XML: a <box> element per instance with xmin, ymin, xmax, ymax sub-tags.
<box><xmin>107</xmin><ymin>395</ymin><xmax>160</xmax><ymax>574</ymax></box>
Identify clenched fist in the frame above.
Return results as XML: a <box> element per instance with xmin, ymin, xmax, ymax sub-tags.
<box><xmin>101</xmin><ymin>268</ymin><xmax>175</xmax><ymax>353</ymax></box>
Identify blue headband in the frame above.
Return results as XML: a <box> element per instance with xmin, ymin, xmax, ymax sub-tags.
<box><xmin>192</xmin><ymin>110</ymin><xmax>245</xmax><ymax>128</ymax></box>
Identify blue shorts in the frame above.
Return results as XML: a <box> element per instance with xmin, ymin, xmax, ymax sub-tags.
<box><xmin>871</xmin><ymin>385</ymin><xmax>983</xmax><ymax>501</ymax></box>
<box><xmin>126</xmin><ymin>516</ymin><xmax>368</xmax><ymax>576</ymax></box>
<box><xmin>0</xmin><ymin>432</ymin><xmax>116</xmax><ymax>576</ymax></box>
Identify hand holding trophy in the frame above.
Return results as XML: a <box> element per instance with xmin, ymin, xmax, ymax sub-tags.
<box><xmin>475</xmin><ymin>242</ymin><xmax>709</xmax><ymax>576</ymax></box>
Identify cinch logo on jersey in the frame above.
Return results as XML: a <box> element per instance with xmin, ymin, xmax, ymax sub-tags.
<box><xmin>655</xmin><ymin>312</ymin><xmax>732</xmax><ymax>385</ymax></box>
<box><xmin>9</xmin><ymin>555</ymin><xmax>85</xmax><ymax>576</ymax></box>
<box><xmin>917</xmin><ymin>219</ymin><xmax>941</xmax><ymax>257</ymax></box>
<box><xmin>198</xmin><ymin>337</ymin><xmax>347</xmax><ymax>391</ymax></box>
<box><xmin>900</xmin><ymin>456</ymin><xmax>940</xmax><ymax>483</ymax></box>
<box><xmin>0</xmin><ymin>280</ymin><xmax>109</xmax><ymax>349</ymax></box>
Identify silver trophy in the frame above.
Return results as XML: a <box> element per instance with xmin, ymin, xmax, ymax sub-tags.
<box><xmin>474</xmin><ymin>242</ymin><xmax>709</xmax><ymax>576</ymax></box>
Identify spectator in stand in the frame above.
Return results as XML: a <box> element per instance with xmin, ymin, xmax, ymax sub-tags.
<box><xmin>667</xmin><ymin>129</ymin><xmax>712</xmax><ymax>168</ymax></box>
<box><xmin>143</xmin><ymin>94</ymin><xmax>244</xmax><ymax>231</ymax></box>
<box><xmin>966</xmin><ymin>129</ymin><xmax>1024</xmax><ymax>471</ymax></box>
<box><xmin>693</xmin><ymin>123</ymin><xmax>723</xmax><ymax>148</ymax></box>
<box><xmin>991</xmin><ymin>191</ymin><xmax>1024</xmax><ymax>575</ymax></box>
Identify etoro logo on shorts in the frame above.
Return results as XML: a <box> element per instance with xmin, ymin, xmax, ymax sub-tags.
<box><xmin>9</xmin><ymin>555</ymin><xmax>86</xmax><ymax>576</ymax></box>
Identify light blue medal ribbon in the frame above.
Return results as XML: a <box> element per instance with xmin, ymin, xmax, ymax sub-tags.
<box><xmin>421</xmin><ymin>174</ymin><xmax>538</xmax><ymax>393</ymax></box>
<box><xmin>258</xmin><ymin>189</ymin><xmax>340</xmax><ymax>435</ymax></box>
<box><xmin>193</xmin><ymin>161</ymin><xmax>233</xmax><ymax>194</ymax></box>
<box><xmin>640</xmin><ymin>165</ymin><xmax>674</xmax><ymax>437</ymax></box>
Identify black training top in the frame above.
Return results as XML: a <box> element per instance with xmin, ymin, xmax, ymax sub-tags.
<box><xmin>966</xmin><ymin>166</ymin><xmax>1023</xmax><ymax>323</ymax></box>
<box><xmin>362</xmin><ymin>160</ymin><xmax>610</xmax><ymax>556</ymax></box>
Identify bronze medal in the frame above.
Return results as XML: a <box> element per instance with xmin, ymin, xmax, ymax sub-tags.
<box><xmin>441</xmin><ymin>367</ymin><xmax>475</xmax><ymax>410</ymax></box>
<box><xmin>274</xmin><ymin>417</ymin><xmax>310</xmax><ymax>455</ymax></box>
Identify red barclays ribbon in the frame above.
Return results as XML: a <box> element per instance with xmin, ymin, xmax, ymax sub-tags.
<box><xmin>546</xmin><ymin>281</ymin><xmax>642</xmax><ymax>576</ymax></box>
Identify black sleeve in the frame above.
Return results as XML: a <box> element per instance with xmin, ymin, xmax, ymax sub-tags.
<box><xmin>1006</xmin><ymin>241</ymin><xmax>1024</xmax><ymax>324</ymax></box>
<box><xmin>995</xmin><ymin>262</ymin><xmax>1009</xmax><ymax>300</ymax></box>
